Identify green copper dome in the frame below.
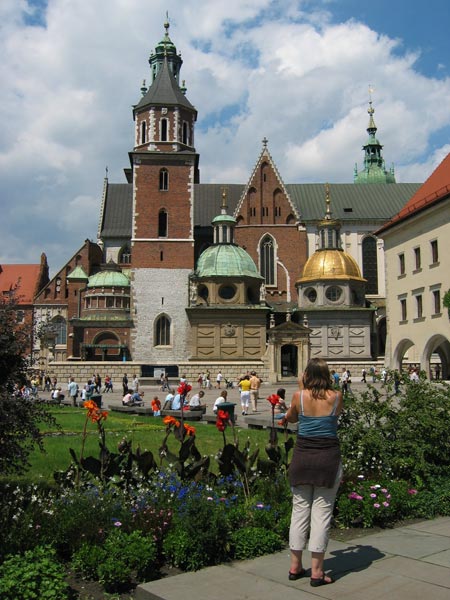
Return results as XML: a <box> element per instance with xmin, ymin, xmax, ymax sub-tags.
<box><xmin>87</xmin><ymin>271</ymin><xmax>130</xmax><ymax>288</ymax></box>
<box><xmin>211</xmin><ymin>214</ymin><xmax>236</xmax><ymax>225</ymax></box>
<box><xmin>195</xmin><ymin>245</ymin><xmax>263</xmax><ymax>279</ymax></box>
<box><xmin>66</xmin><ymin>265</ymin><xmax>88</xmax><ymax>281</ymax></box>
<box><xmin>354</xmin><ymin>100</ymin><xmax>396</xmax><ymax>184</ymax></box>
<box><xmin>354</xmin><ymin>165</ymin><xmax>396</xmax><ymax>184</ymax></box>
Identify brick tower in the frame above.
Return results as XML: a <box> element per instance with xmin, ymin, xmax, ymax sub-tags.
<box><xmin>130</xmin><ymin>19</ymin><xmax>199</xmax><ymax>364</ymax></box>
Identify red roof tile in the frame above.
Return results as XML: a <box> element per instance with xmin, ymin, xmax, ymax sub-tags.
<box><xmin>377</xmin><ymin>153</ymin><xmax>450</xmax><ymax>234</ymax></box>
<box><xmin>0</xmin><ymin>264</ymin><xmax>42</xmax><ymax>304</ymax></box>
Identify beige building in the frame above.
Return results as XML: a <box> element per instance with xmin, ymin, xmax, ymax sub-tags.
<box><xmin>377</xmin><ymin>154</ymin><xmax>450</xmax><ymax>379</ymax></box>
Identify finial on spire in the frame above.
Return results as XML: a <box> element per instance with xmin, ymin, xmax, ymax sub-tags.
<box><xmin>324</xmin><ymin>183</ymin><xmax>332</xmax><ymax>219</ymax></box>
<box><xmin>105</xmin><ymin>166</ymin><xmax>108</xmax><ymax>179</ymax></box>
<box><xmin>262</xmin><ymin>136</ymin><xmax>268</xmax><ymax>148</ymax></box>
<box><xmin>140</xmin><ymin>79</ymin><xmax>147</xmax><ymax>96</ymax></box>
<box><xmin>164</xmin><ymin>11</ymin><xmax>170</xmax><ymax>33</ymax></box>
<box><xmin>221</xmin><ymin>186</ymin><xmax>228</xmax><ymax>214</ymax></box>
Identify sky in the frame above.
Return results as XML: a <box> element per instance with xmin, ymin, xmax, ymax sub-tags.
<box><xmin>1</xmin><ymin>0</ymin><xmax>450</xmax><ymax>273</ymax></box>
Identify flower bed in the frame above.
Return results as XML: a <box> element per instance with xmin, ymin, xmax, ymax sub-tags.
<box><xmin>1</xmin><ymin>377</ymin><xmax>450</xmax><ymax>598</ymax></box>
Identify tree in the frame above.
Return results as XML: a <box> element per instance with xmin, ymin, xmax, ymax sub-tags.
<box><xmin>0</xmin><ymin>290</ymin><xmax>57</xmax><ymax>475</ymax></box>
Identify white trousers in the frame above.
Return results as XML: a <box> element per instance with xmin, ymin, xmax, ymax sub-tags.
<box><xmin>240</xmin><ymin>391</ymin><xmax>250</xmax><ymax>408</ymax></box>
<box><xmin>289</xmin><ymin>465</ymin><xmax>342</xmax><ymax>553</ymax></box>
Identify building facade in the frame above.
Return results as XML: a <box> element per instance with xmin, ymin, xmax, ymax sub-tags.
<box><xmin>28</xmin><ymin>21</ymin><xmax>435</xmax><ymax>382</ymax></box>
<box><xmin>377</xmin><ymin>154</ymin><xmax>450</xmax><ymax>378</ymax></box>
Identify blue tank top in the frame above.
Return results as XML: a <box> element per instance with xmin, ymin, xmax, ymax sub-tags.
<box><xmin>297</xmin><ymin>390</ymin><xmax>339</xmax><ymax>438</ymax></box>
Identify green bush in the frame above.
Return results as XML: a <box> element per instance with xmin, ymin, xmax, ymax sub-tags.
<box><xmin>339</xmin><ymin>379</ymin><xmax>450</xmax><ymax>483</ymax></box>
<box><xmin>336</xmin><ymin>478</ymin><xmax>416</xmax><ymax>528</ymax></box>
<box><xmin>71</xmin><ymin>542</ymin><xmax>105</xmax><ymax>579</ymax></box>
<box><xmin>230</xmin><ymin>526</ymin><xmax>283</xmax><ymax>559</ymax></box>
<box><xmin>0</xmin><ymin>546</ymin><xmax>70</xmax><ymax>600</ymax></box>
<box><xmin>163</xmin><ymin>492</ymin><xmax>230</xmax><ymax>571</ymax></box>
<box><xmin>71</xmin><ymin>529</ymin><xmax>158</xmax><ymax>593</ymax></box>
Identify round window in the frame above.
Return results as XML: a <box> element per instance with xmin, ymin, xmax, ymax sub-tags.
<box><xmin>219</xmin><ymin>284</ymin><xmax>236</xmax><ymax>300</ymax></box>
<box><xmin>305</xmin><ymin>288</ymin><xmax>317</xmax><ymax>303</ymax></box>
<box><xmin>325</xmin><ymin>286</ymin><xmax>342</xmax><ymax>302</ymax></box>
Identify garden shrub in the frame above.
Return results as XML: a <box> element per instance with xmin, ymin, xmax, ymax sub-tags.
<box><xmin>230</xmin><ymin>526</ymin><xmax>283</xmax><ymax>559</ymax></box>
<box><xmin>163</xmin><ymin>490</ymin><xmax>231</xmax><ymax>570</ymax></box>
<box><xmin>71</xmin><ymin>542</ymin><xmax>105</xmax><ymax>580</ymax></box>
<box><xmin>0</xmin><ymin>546</ymin><xmax>70</xmax><ymax>600</ymax></box>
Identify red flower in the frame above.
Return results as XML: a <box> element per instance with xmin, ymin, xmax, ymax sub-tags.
<box><xmin>177</xmin><ymin>382</ymin><xmax>192</xmax><ymax>396</ymax></box>
<box><xmin>215</xmin><ymin>419</ymin><xmax>226</xmax><ymax>432</ymax></box>
<box><xmin>184</xmin><ymin>424</ymin><xmax>196</xmax><ymax>437</ymax></box>
<box><xmin>267</xmin><ymin>394</ymin><xmax>280</xmax><ymax>407</ymax></box>
<box><xmin>217</xmin><ymin>409</ymin><xmax>230</xmax><ymax>420</ymax></box>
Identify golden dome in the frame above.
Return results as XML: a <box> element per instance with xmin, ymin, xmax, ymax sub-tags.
<box><xmin>298</xmin><ymin>249</ymin><xmax>365</xmax><ymax>283</ymax></box>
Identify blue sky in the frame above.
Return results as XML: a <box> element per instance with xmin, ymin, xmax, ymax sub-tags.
<box><xmin>1</xmin><ymin>0</ymin><xmax>450</xmax><ymax>272</ymax></box>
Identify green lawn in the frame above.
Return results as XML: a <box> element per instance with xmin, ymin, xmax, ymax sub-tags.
<box><xmin>12</xmin><ymin>408</ymin><xmax>278</xmax><ymax>484</ymax></box>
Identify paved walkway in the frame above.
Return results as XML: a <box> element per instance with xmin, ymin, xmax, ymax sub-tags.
<box><xmin>81</xmin><ymin>379</ymin><xmax>382</xmax><ymax>426</ymax></box>
<box><xmin>135</xmin><ymin>517</ymin><xmax>450</xmax><ymax>600</ymax></box>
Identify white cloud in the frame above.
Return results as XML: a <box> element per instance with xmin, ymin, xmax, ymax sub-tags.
<box><xmin>1</xmin><ymin>0</ymin><xmax>450</xmax><ymax>272</ymax></box>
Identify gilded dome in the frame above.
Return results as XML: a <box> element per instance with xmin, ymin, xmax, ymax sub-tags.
<box><xmin>195</xmin><ymin>245</ymin><xmax>263</xmax><ymax>279</ymax></box>
<box><xmin>298</xmin><ymin>249</ymin><xmax>365</xmax><ymax>283</ymax></box>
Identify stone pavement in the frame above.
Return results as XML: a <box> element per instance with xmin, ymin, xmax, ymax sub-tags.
<box><xmin>135</xmin><ymin>517</ymin><xmax>450</xmax><ymax>600</ymax></box>
<box><xmin>89</xmin><ymin>379</ymin><xmax>380</xmax><ymax>427</ymax></box>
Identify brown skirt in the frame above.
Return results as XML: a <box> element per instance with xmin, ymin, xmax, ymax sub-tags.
<box><xmin>288</xmin><ymin>436</ymin><xmax>341</xmax><ymax>489</ymax></box>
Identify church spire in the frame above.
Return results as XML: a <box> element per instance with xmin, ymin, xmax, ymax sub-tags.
<box><xmin>318</xmin><ymin>184</ymin><xmax>341</xmax><ymax>250</ymax></box>
<box><xmin>354</xmin><ymin>88</ymin><xmax>396</xmax><ymax>184</ymax></box>
<box><xmin>148</xmin><ymin>14</ymin><xmax>183</xmax><ymax>84</ymax></box>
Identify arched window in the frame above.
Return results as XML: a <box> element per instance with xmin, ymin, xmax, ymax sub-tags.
<box><xmin>362</xmin><ymin>236</ymin><xmax>378</xmax><ymax>294</ymax></box>
<box><xmin>119</xmin><ymin>245</ymin><xmax>131</xmax><ymax>264</ymax></box>
<box><xmin>158</xmin><ymin>209</ymin><xmax>168</xmax><ymax>237</ymax></box>
<box><xmin>159</xmin><ymin>168</ymin><xmax>169</xmax><ymax>191</ymax></box>
<box><xmin>155</xmin><ymin>315</ymin><xmax>171</xmax><ymax>346</ymax></box>
<box><xmin>260</xmin><ymin>235</ymin><xmax>275</xmax><ymax>286</ymax></box>
<box><xmin>160</xmin><ymin>118</ymin><xmax>168</xmax><ymax>141</ymax></box>
<box><xmin>140</xmin><ymin>121</ymin><xmax>146</xmax><ymax>144</ymax></box>
<box><xmin>182</xmin><ymin>122</ymin><xmax>188</xmax><ymax>145</ymax></box>
<box><xmin>52</xmin><ymin>316</ymin><xmax>67</xmax><ymax>345</ymax></box>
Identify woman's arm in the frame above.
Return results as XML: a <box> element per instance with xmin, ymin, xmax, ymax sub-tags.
<box><xmin>284</xmin><ymin>390</ymin><xmax>300</xmax><ymax>423</ymax></box>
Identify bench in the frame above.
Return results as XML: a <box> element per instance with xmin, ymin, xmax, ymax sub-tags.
<box><xmin>244</xmin><ymin>415</ymin><xmax>297</xmax><ymax>432</ymax></box>
<box><xmin>110</xmin><ymin>406</ymin><xmax>154</xmax><ymax>416</ymax></box>
<box><xmin>160</xmin><ymin>409</ymin><xmax>204</xmax><ymax>421</ymax></box>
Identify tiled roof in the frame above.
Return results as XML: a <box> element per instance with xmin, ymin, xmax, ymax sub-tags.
<box><xmin>101</xmin><ymin>182</ymin><xmax>421</xmax><ymax>237</ymax></box>
<box><xmin>0</xmin><ymin>264</ymin><xmax>42</xmax><ymax>303</ymax></box>
<box><xmin>134</xmin><ymin>58</ymin><xmax>195</xmax><ymax>113</ymax></box>
<box><xmin>99</xmin><ymin>184</ymin><xmax>132</xmax><ymax>237</ymax></box>
<box><xmin>376</xmin><ymin>153</ymin><xmax>450</xmax><ymax>234</ymax></box>
<box><xmin>194</xmin><ymin>183</ymin><xmax>421</xmax><ymax>226</ymax></box>
<box><xmin>194</xmin><ymin>184</ymin><xmax>245</xmax><ymax>227</ymax></box>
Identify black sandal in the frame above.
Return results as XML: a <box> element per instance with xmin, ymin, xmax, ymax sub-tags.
<box><xmin>288</xmin><ymin>569</ymin><xmax>306</xmax><ymax>581</ymax></box>
<box><xmin>310</xmin><ymin>573</ymin><xmax>334</xmax><ymax>586</ymax></box>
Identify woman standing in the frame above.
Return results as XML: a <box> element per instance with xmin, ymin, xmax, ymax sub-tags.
<box><xmin>282</xmin><ymin>358</ymin><xmax>343</xmax><ymax>587</ymax></box>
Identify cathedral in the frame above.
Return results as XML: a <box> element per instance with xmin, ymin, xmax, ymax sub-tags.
<box><xmin>32</xmin><ymin>21</ymin><xmax>421</xmax><ymax>383</ymax></box>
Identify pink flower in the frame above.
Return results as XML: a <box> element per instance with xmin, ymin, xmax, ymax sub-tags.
<box><xmin>383</xmin><ymin>502</ymin><xmax>390</xmax><ymax>507</ymax></box>
<box><xmin>370</xmin><ymin>493</ymin><xmax>377</xmax><ymax>498</ymax></box>
<box><xmin>408</xmin><ymin>489</ymin><xmax>418</xmax><ymax>495</ymax></box>
<box><xmin>113</xmin><ymin>521</ymin><xmax>122</xmax><ymax>527</ymax></box>
<box><xmin>373</xmin><ymin>503</ymin><xmax>381</xmax><ymax>508</ymax></box>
